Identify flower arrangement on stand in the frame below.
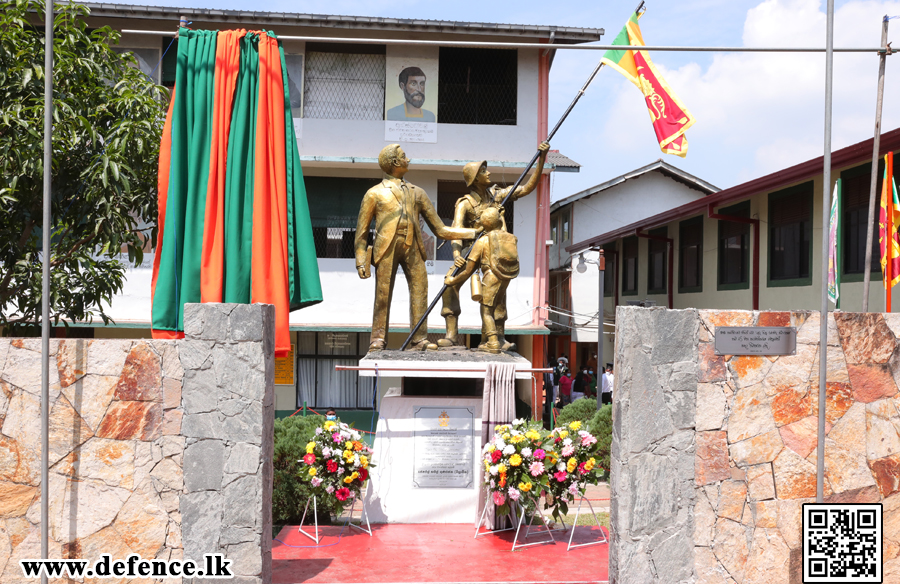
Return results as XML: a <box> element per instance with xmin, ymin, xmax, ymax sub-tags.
<box><xmin>481</xmin><ymin>418</ymin><xmax>555</xmax><ymax>520</ymax></box>
<box><xmin>482</xmin><ymin>419</ymin><xmax>605</xmax><ymax>525</ymax></box>
<box><xmin>299</xmin><ymin>418</ymin><xmax>374</xmax><ymax>517</ymax></box>
<box><xmin>543</xmin><ymin>420</ymin><xmax>605</xmax><ymax>522</ymax></box>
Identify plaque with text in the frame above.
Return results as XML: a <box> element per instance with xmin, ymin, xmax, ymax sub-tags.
<box><xmin>715</xmin><ymin>327</ymin><xmax>797</xmax><ymax>356</ymax></box>
<box><xmin>413</xmin><ymin>407</ymin><xmax>474</xmax><ymax>489</ymax></box>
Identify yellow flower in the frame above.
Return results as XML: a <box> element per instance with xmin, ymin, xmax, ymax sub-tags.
<box><xmin>585</xmin><ymin>457</ymin><xmax>596</xmax><ymax>472</ymax></box>
<box><xmin>497</xmin><ymin>464</ymin><xmax>507</xmax><ymax>474</ymax></box>
<box><xmin>519</xmin><ymin>482</ymin><xmax>532</xmax><ymax>492</ymax></box>
<box><xmin>343</xmin><ymin>450</ymin><xmax>355</xmax><ymax>462</ymax></box>
<box><xmin>502</xmin><ymin>433</ymin><xmax>511</xmax><ymax>440</ymax></box>
<box><xmin>308</xmin><ymin>467</ymin><xmax>317</xmax><ymax>476</ymax></box>
<box><xmin>511</xmin><ymin>435</ymin><xmax>526</xmax><ymax>444</ymax></box>
<box><xmin>485</xmin><ymin>461</ymin><xmax>491</xmax><ymax>472</ymax></box>
<box><xmin>545</xmin><ymin>451</ymin><xmax>558</xmax><ymax>465</ymax></box>
<box><xmin>509</xmin><ymin>454</ymin><xmax>523</xmax><ymax>467</ymax></box>
<box><xmin>525</xmin><ymin>430</ymin><xmax>541</xmax><ymax>441</ymax></box>
<box><xmin>345</xmin><ymin>441</ymin><xmax>354</xmax><ymax>450</ymax></box>
<box><xmin>567</xmin><ymin>457</ymin><xmax>578</xmax><ymax>473</ymax></box>
<box><xmin>360</xmin><ymin>455</ymin><xmax>369</xmax><ymax>468</ymax></box>
<box><xmin>558</xmin><ymin>430</ymin><xmax>569</xmax><ymax>439</ymax></box>
<box><xmin>306</xmin><ymin>442</ymin><xmax>316</xmax><ymax>454</ymax></box>
<box><xmin>323</xmin><ymin>420</ymin><xmax>336</xmax><ymax>430</ymax></box>
<box><xmin>569</xmin><ymin>420</ymin><xmax>582</xmax><ymax>431</ymax></box>
<box><xmin>487</xmin><ymin>445</ymin><xmax>496</xmax><ymax>453</ymax></box>
<box><xmin>344</xmin><ymin>475</ymin><xmax>354</xmax><ymax>483</ymax></box>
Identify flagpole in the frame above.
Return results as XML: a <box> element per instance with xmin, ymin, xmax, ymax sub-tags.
<box><xmin>399</xmin><ymin>2</ymin><xmax>646</xmax><ymax>350</ymax></box>
<box><xmin>863</xmin><ymin>17</ymin><xmax>889</xmax><ymax>312</ymax></box>
<box><xmin>816</xmin><ymin>0</ymin><xmax>835</xmax><ymax>505</ymax></box>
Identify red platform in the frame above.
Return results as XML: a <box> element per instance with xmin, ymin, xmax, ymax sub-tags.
<box><xmin>273</xmin><ymin>523</ymin><xmax>609</xmax><ymax>583</ymax></box>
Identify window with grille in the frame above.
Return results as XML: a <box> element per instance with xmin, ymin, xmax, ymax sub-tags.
<box><xmin>305</xmin><ymin>176</ymin><xmax>376</xmax><ymax>259</ymax></box>
<box><xmin>647</xmin><ymin>227</ymin><xmax>668</xmax><ymax>294</ymax></box>
<box><xmin>718</xmin><ymin>201</ymin><xmax>751</xmax><ymax>290</ymax></box>
<box><xmin>679</xmin><ymin>216</ymin><xmax>703</xmax><ymax>293</ymax></box>
<box><xmin>769</xmin><ymin>182</ymin><xmax>813</xmax><ymax>285</ymax></box>
<box><xmin>562</xmin><ymin>212</ymin><xmax>570</xmax><ymax>242</ymax></box>
<box><xmin>295</xmin><ymin>332</ymin><xmax>374</xmax><ymax>409</ymax></box>
<box><xmin>551</xmin><ymin>214</ymin><xmax>559</xmax><ymax>244</ymax></box>
<box><xmin>438</xmin><ymin>47</ymin><xmax>517</xmax><ymax>125</ymax></box>
<box><xmin>841</xmin><ymin>164</ymin><xmax>882</xmax><ymax>279</ymax></box>
<box><xmin>602</xmin><ymin>244</ymin><xmax>616</xmax><ymax>296</ymax></box>
<box><xmin>304</xmin><ymin>43</ymin><xmax>386</xmax><ymax>120</ymax></box>
<box><xmin>622</xmin><ymin>236</ymin><xmax>638</xmax><ymax>295</ymax></box>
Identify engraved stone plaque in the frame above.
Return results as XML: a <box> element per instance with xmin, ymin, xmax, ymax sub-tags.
<box><xmin>413</xmin><ymin>406</ymin><xmax>474</xmax><ymax>489</ymax></box>
<box><xmin>714</xmin><ymin>326</ymin><xmax>797</xmax><ymax>356</ymax></box>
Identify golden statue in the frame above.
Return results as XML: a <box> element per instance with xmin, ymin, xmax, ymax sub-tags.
<box><xmin>438</xmin><ymin>141</ymin><xmax>550</xmax><ymax>351</ymax></box>
<box><xmin>355</xmin><ymin>145</ymin><xmax>477</xmax><ymax>352</ymax></box>
<box><xmin>444</xmin><ymin>208</ymin><xmax>520</xmax><ymax>354</ymax></box>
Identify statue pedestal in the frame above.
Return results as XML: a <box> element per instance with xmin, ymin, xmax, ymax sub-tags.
<box><xmin>360</xmin><ymin>350</ymin><xmax>532</xmax><ymax>524</ymax></box>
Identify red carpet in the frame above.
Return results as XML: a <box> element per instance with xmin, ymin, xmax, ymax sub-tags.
<box><xmin>273</xmin><ymin>523</ymin><xmax>609</xmax><ymax>583</ymax></box>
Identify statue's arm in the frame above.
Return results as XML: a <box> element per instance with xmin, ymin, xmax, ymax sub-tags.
<box><xmin>444</xmin><ymin>240</ymin><xmax>482</xmax><ymax>287</ymax></box>
<box><xmin>355</xmin><ymin>191</ymin><xmax>376</xmax><ymax>276</ymax></box>
<box><xmin>419</xmin><ymin>190</ymin><xmax>476</xmax><ymax>241</ymax></box>
<box><xmin>510</xmin><ymin>141</ymin><xmax>550</xmax><ymax>200</ymax></box>
<box><xmin>450</xmin><ymin>199</ymin><xmax>469</xmax><ymax>259</ymax></box>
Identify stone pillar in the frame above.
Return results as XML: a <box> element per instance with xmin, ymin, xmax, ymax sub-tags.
<box><xmin>179</xmin><ymin>304</ymin><xmax>275</xmax><ymax>584</ymax></box>
<box><xmin>610</xmin><ymin>307</ymin><xmax>699</xmax><ymax>584</ymax></box>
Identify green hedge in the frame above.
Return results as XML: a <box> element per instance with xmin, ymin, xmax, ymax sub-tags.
<box><xmin>556</xmin><ymin>398</ymin><xmax>612</xmax><ymax>475</ymax></box>
<box><xmin>557</xmin><ymin>397</ymin><xmax>600</xmax><ymax>427</ymax></box>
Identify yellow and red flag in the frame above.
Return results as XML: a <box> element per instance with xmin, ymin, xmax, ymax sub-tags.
<box><xmin>601</xmin><ymin>10</ymin><xmax>695</xmax><ymax>157</ymax></box>
<box><xmin>880</xmin><ymin>152</ymin><xmax>900</xmax><ymax>294</ymax></box>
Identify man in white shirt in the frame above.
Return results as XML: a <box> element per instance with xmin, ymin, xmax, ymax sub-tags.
<box><xmin>601</xmin><ymin>364</ymin><xmax>613</xmax><ymax>405</ymax></box>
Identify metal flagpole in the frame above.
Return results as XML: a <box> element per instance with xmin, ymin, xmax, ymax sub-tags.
<box><xmin>41</xmin><ymin>1</ymin><xmax>54</xmax><ymax>582</ymax></box>
<box><xmin>816</xmin><ymin>0</ymin><xmax>835</xmax><ymax>505</ymax></box>
<box><xmin>863</xmin><ymin>17</ymin><xmax>890</xmax><ymax>312</ymax></box>
<box><xmin>400</xmin><ymin>1</ymin><xmax>646</xmax><ymax>350</ymax></box>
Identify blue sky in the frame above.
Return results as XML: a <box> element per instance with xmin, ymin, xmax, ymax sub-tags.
<box><xmin>112</xmin><ymin>0</ymin><xmax>900</xmax><ymax>200</ymax></box>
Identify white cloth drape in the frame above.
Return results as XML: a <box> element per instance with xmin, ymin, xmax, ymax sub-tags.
<box><xmin>476</xmin><ymin>362</ymin><xmax>517</xmax><ymax>529</ymax></box>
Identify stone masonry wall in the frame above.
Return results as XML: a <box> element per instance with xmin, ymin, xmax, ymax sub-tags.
<box><xmin>611</xmin><ymin>307</ymin><xmax>900</xmax><ymax>584</ymax></box>
<box><xmin>0</xmin><ymin>303</ymin><xmax>274</xmax><ymax>584</ymax></box>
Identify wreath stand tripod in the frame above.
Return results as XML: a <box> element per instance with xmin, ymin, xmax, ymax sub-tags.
<box><xmin>565</xmin><ymin>493</ymin><xmax>608</xmax><ymax>551</ymax></box>
<box><xmin>474</xmin><ymin>496</ymin><xmax>555</xmax><ymax>551</ymax></box>
<box><xmin>297</xmin><ymin>481</ymin><xmax>373</xmax><ymax>544</ymax></box>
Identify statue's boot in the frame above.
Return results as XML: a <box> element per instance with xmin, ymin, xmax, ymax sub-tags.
<box><xmin>368</xmin><ymin>339</ymin><xmax>386</xmax><ymax>352</ymax></box>
<box><xmin>480</xmin><ymin>335</ymin><xmax>502</xmax><ymax>354</ymax></box>
<box><xmin>437</xmin><ymin>316</ymin><xmax>458</xmax><ymax>347</ymax></box>
<box><xmin>408</xmin><ymin>339</ymin><xmax>438</xmax><ymax>351</ymax></box>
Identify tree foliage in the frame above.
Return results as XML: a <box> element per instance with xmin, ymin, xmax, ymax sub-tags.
<box><xmin>0</xmin><ymin>0</ymin><xmax>167</xmax><ymax>331</ymax></box>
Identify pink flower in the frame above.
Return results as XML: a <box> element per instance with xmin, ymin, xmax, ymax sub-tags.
<box><xmin>493</xmin><ymin>491</ymin><xmax>506</xmax><ymax>506</ymax></box>
<box><xmin>533</xmin><ymin>449</ymin><xmax>546</xmax><ymax>460</ymax></box>
<box><xmin>561</xmin><ymin>445</ymin><xmax>575</xmax><ymax>457</ymax></box>
<box><xmin>303</xmin><ymin>453</ymin><xmax>316</xmax><ymax>465</ymax></box>
<box><xmin>578</xmin><ymin>462</ymin><xmax>588</xmax><ymax>475</ymax></box>
<box><xmin>333</xmin><ymin>433</ymin><xmax>343</xmax><ymax>443</ymax></box>
<box><xmin>581</xmin><ymin>434</ymin><xmax>597</xmax><ymax>447</ymax></box>
<box><xmin>554</xmin><ymin>471</ymin><xmax>568</xmax><ymax>482</ymax></box>
<box><xmin>529</xmin><ymin>462</ymin><xmax>545</xmax><ymax>477</ymax></box>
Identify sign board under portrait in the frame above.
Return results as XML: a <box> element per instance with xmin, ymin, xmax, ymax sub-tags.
<box><xmin>384</xmin><ymin>46</ymin><xmax>438</xmax><ymax>143</ymax></box>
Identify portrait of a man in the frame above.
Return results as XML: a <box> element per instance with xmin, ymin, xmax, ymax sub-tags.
<box><xmin>386</xmin><ymin>66</ymin><xmax>436</xmax><ymax>122</ymax></box>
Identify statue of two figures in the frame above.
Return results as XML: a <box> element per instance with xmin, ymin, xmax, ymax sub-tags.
<box><xmin>355</xmin><ymin>142</ymin><xmax>550</xmax><ymax>354</ymax></box>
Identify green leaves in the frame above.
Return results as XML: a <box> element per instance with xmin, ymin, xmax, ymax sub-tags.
<box><xmin>0</xmin><ymin>0</ymin><xmax>166</xmax><ymax>330</ymax></box>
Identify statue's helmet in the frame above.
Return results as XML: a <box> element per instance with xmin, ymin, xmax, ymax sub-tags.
<box><xmin>463</xmin><ymin>160</ymin><xmax>487</xmax><ymax>188</ymax></box>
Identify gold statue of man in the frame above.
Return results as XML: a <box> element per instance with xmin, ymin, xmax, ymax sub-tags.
<box><xmin>355</xmin><ymin>144</ymin><xmax>477</xmax><ymax>352</ymax></box>
<box><xmin>438</xmin><ymin>141</ymin><xmax>550</xmax><ymax>350</ymax></box>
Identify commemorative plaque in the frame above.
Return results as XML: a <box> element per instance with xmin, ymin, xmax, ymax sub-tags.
<box><xmin>413</xmin><ymin>406</ymin><xmax>474</xmax><ymax>489</ymax></box>
<box><xmin>715</xmin><ymin>327</ymin><xmax>797</xmax><ymax>356</ymax></box>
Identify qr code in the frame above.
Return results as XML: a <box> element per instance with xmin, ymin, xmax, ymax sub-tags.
<box><xmin>803</xmin><ymin>503</ymin><xmax>882</xmax><ymax>583</ymax></box>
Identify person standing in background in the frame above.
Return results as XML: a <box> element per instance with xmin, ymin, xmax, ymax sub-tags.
<box><xmin>559</xmin><ymin>372</ymin><xmax>572</xmax><ymax>406</ymax></box>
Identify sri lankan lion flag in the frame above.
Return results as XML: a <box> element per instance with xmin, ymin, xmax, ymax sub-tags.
<box><xmin>880</xmin><ymin>152</ymin><xmax>900</xmax><ymax>289</ymax></box>
<box><xmin>151</xmin><ymin>29</ymin><xmax>323</xmax><ymax>357</ymax></box>
<box><xmin>601</xmin><ymin>11</ymin><xmax>695</xmax><ymax>157</ymax></box>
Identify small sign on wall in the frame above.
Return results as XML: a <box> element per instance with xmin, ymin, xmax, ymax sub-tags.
<box><xmin>274</xmin><ymin>344</ymin><xmax>295</xmax><ymax>385</ymax></box>
<box><xmin>714</xmin><ymin>327</ymin><xmax>797</xmax><ymax>356</ymax></box>
<box><xmin>385</xmin><ymin>121</ymin><xmax>437</xmax><ymax>143</ymax></box>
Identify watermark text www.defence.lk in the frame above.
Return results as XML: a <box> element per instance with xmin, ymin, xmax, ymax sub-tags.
<box><xmin>20</xmin><ymin>553</ymin><xmax>233</xmax><ymax>579</ymax></box>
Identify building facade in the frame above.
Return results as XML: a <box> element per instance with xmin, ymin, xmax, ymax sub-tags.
<box><xmin>68</xmin><ymin>4</ymin><xmax>602</xmax><ymax>418</ymax></box>
<box><xmin>566</xmin><ymin>130</ymin><xmax>900</xmax><ymax>364</ymax></box>
<box><xmin>547</xmin><ymin>160</ymin><xmax>718</xmax><ymax>372</ymax></box>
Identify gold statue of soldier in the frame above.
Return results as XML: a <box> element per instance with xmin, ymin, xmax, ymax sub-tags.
<box><xmin>355</xmin><ymin>144</ymin><xmax>477</xmax><ymax>353</ymax></box>
<box><xmin>437</xmin><ymin>141</ymin><xmax>550</xmax><ymax>351</ymax></box>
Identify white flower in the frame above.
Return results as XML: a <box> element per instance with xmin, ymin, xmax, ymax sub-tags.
<box><xmin>503</xmin><ymin>445</ymin><xmax>516</xmax><ymax>456</ymax></box>
<box><xmin>557</xmin><ymin>462</ymin><xmax>566</xmax><ymax>472</ymax></box>
<box><xmin>490</xmin><ymin>479</ymin><xmax>496</xmax><ymax>488</ymax></box>
<box><xmin>489</xmin><ymin>465</ymin><xmax>499</xmax><ymax>476</ymax></box>
<box><xmin>563</xmin><ymin>438</ymin><xmax>573</xmax><ymax>446</ymax></box>
<box><xmin>521</xmin><ymin>447</ymin><xmax>532</xmax><ymax>458</ymax></box>
<box><xmin>513</xmin><ymin>418</ymin><xmax>525</xmax><ymax>426</ymax></box>
<box><xmin>315</xmin><ymin>427</ymin><xmax>323</xmax><ymax>435</ymax></box>
<box><xmin>353</xmin><ymin>454</ymin><xmax>361</xmax><ymax>467</ymax></box>
<box><xmin>494</xmin><ymin>439</ymin><xmax>507</xmax><ymax>451</ymax></box>
<box><xmin>484</xmin><ymin>453</ymin><xmax>493</xmax><ymax>462</ymax></box>
<box><xmin>483</xmin><ymin>444</ymin><xmax>493</xmax><ymax>454</ymax></box>
<box><xmin>322</xmin><ymin>447</ymin><xmax>332</xmax><ymax>458</ymax></box>
<box><xmin>507</xmin><ymin>487</ymin><xmax>521</xmax><ymax>501</ymax></box>
<box><xmin>351</xmin><ymin>431</ymin><xmax>361</xmax><ymax>440</ymax></box>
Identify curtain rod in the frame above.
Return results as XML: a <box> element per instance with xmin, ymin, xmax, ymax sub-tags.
<box><xmin>335</xmin><ymin>365</ymin><xmax>554</xmax><ymax>373</ymax></box>
<box><xmin>120</xmin><ymin>30</ymin><xmax>887</xmax><ymax>53</ymax></box>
